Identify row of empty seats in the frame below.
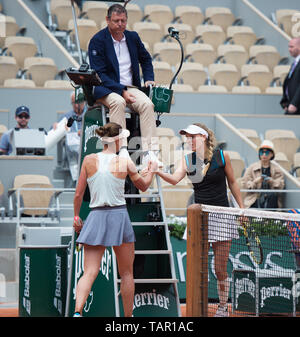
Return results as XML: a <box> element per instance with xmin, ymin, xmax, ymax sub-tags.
<box><xmin>48</xmin><ymin>1</ymin><xmax>240</xmax><ymax>31</ymax></box>
<box><xmin>153</xmin><ymin>61</ymin><xmax>286</xmax><ymax>92</ymax></box>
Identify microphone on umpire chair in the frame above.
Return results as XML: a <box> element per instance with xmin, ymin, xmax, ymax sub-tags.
<box><xmin>168</xmin><ymin>26</ymin><xmax>179</xmax><ymax>38</ymax></box>
<box><xmin>67</xmin><ymin>117</ymin><xmax>74</xmax><ymax>128</ymax></box>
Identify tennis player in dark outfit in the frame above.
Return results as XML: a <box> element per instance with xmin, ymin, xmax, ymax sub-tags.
<box><xmin>156</xmin><ymin>123</ymin><xmax>244</xmax><ymax>317</ymax></box>
<box><xmin>73</xmin><ymin>122</ymin><xmax>157</xmax><ymax>317</ymax></box>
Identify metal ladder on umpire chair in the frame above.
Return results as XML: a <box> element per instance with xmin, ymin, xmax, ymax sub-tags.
<box><xmin>101</xmin><ymin>105</ymin><xmax>181</xmax><ymax>317</ymax></box>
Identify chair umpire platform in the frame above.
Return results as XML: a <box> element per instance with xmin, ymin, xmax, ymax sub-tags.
<box><xmin>64</xmin><ymin>66</ymin><xmax>181</xmax><ymax>317</ymax></box>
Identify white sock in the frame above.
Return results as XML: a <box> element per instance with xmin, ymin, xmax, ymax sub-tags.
<box><xmin>217</xmin><ymin>278</ymin><xmax>229</xmax><ymax>306</ymax></box>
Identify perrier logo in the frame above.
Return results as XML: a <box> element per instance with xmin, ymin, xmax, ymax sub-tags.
<box><xmin>260</xmin><ymin>284</ymin><xmax>292</xmax><ymax>308</ymax></box>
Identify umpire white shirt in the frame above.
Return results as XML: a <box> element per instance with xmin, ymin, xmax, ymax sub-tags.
<box><xmin>111</xmin><ymin>34</ymin><xmax>133</xmax><ymax>87</ymax></box>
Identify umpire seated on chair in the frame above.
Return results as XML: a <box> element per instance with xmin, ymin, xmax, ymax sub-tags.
<box><xmin>88</xmin><ymin>3</ymin><xmax>160</xmax><ymax>166</ymax></box>
<box><xmin>242</xmin><ymin>140</ymin><xmax>285</xmax><ymax>209</ymax></box>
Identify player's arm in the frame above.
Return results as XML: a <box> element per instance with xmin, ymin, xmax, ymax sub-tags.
<box><xmin>74</xmin><ymin>157</ymin><xmax>88</xmax><ymax>217</ymax></box>
<box><xmin>127</xmin><ymin>159</ymin><xmax>157</xmax><ymax>192</ymax></box>
<box><xmin>156</xmin><ymin>157</ymin><xmax>187</xmax><ymax>185</ymax></box>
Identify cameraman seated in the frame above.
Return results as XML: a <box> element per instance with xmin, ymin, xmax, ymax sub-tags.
<box><xmin>242</xmin><ymin>140</ymin><xmax>285</xmax><ymax>209</ymax></box>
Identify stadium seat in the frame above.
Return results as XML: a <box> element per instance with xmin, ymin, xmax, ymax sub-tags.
<box><xmin>163</xmin><ymin>23</ymin><xmax>194</xmax><ymax>48</ymax></box>
<box><xmin>238</xmin><ymin>128</ymin><xmax>261</xmax><ymax>147</ymax></box>
<box><xmin>232</xmin><ymin>85</ymin><xmax>261</xmax><ymax>94</ymax></box>
<box><xmin>194</xmin><ymin>25</ymin><xmax>226</xmax><ymax>50</ymax></box>
<box><xmin>174</xmin><ymin>5</ymin><xmax>204</xmax><ymax>29</ymax></box>
<box><xmin>81</xmin><ymin>1</ymin><xmax>108</xmax><ymax>29</ymax></box>
<box><xmin>274</xmin><ymin>152</ymin><xmax>291</xmax><ymax>171</ymax></box>
<box><xmin>8</xmin><ymin>174</ymin><xmax>55</xmax><ymax>217</ymax></box>
<box><xmin>156</xmin><ymin>127</ymin><xmax>181</xmax><ymax>167</ymax></box>
<box><xmin>225</xmin><ymin>150</ymin><xmax>245</xmax><ymax>179</ymax></box>
<box><xmin>204</xmin><ymin>7</ymin><xmax>236</xmax><ymax>31</ymax></box>
<box><xmin>275</xmin><ymin>9</ymin><xmax>300</xmax><ymax>37</ymax></box>
<box><xmin>249</xmin><ymin>45</ymin><xmax>281</xmax><ymax>71</ymax></box>
<box><xmin>50</xmin><ymin>0</ymin><xmax>81</xmax><ymax>31</ymax></box>
<box><xmin>177</xmin><ymin>62</ymin><xmax>207</xmax><ymax>91</ymax></box>
<box><xmin>133</xmin><ymin>22</ymin><xmax>163</xmax><ymax>50</ymax></box>
<box><xmin>4</xmin><ymin>36</ymin><xmax>38</xmax><ymax>69</ymax></box>
<box><xmin>0</xmin><ymin>15</ymin><xmax>20</xmax><ymax>49</ymax></box>
<box><xmin>68</xmin><ymin>18</ymin><xmax>98</xmax><ymax>52</ymax></box>
<box><xmin>24</xmin><ymin>56</ymin><xmax>58</xmax><ymax>87</ymax></box>
<box><xmin>143</xmin><ymin>4</ymin><xmax>174</xmax><ymax>25</ymax></box>
<box><xmin>217</xmin><ymin>44</ymin><xmax>248</xmax><ymax>70</ymax></box>
<box><xmin>160</xmin><ymin>175</ymin><xmax>193</xmax><ymax>216</ymax></box>
<box><xmin>44</xmin><ymin>79</ymin><xmax>73</xmax><ymax>89</ymax></box>
<box><xmin>125</xmin><ymin>3</ymin><xmax>143</xmax><ymax>27</ymax></box>
<box><xmin>265</xmin><ymin>86</ymin><xmax>283</xmax><ymax>94</ymax></box>
<box><xmin>241</xmin><ymin>64</ymin><xmax>273</xmax><ymax>92</ymax></box>
<box><xmin>197</xmin><ymin>85</ymin><xmax>228</xmax><ymax>93</ymax></box>
<box><xmin>153</xmin><ymin>42</ymin><xmax>182</xmax><ymax>67</ymax></box>
<box><xmin>226</xmin><ymin>26</ymin><xmax>258</xmax><ymax>51</ymax></box>
<box><xmin>171</xmin><ymin>84</ymin><xmax>194</xmax><ymax>92</ymax></box>
<box><xmin>3</xmin><ymin>78</ymin><xmax>36</xmax><ymax>88</ymax></box>
<box><xmin>265</xmin><ymin>129</ymin><xmax>300</xmax><ymax>164</ymax></box>
<box><xmin>152</xmin><ymin>61</ymin><xmax>173</xmax><ymax>85</ymax></box>
<box><xmin>185</xmin><ymin>43</ymin><xmax>216</xmax><ymax>67</ymax></box>
<box><xmin>273</xmin><ymin>65</ymin><xmax>290</xmax><ymax>85</ymax></box>
<box><xmin>208</xmin><ymin>63</ymin><xmax>240</xmax><ymax>91</ymax></box>
<box><xmin>0</xmin><ymin>56</ymin><xmax>18</xmax><ymax>85</ymax></box>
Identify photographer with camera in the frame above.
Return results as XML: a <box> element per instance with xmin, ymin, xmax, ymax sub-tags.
<box><xmin>242</xmin><ymin>140</ymin><xmax>285</xmax><ymax>209</ymax></box>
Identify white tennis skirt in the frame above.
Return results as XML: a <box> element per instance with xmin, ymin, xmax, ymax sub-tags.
<box><xmin>208</xmin><ymin>212</ymin><xmax>239</xmax><ymax>242</ymax></box>
<box><xmin>183</xmin><ymin>212</ymin><xmax>240</xmax><ymax>242</ymax></box>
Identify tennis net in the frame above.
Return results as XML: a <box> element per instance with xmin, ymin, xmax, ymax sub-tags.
<box><xmin>186</xmin><ymin>204</ymin><xmax>300</xmax><ymax>317</ymax></box>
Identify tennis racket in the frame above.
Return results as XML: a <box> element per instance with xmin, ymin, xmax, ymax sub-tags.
<box><xmin>239</xmin><ymin>218</ymin><xmax>263</xmax><ymax>265</ymax></box>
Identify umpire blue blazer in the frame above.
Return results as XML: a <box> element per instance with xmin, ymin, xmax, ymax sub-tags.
<box><xmin>88</xmin><ymin>27</ymin><xmax>154</xmax><ymax>99</ymax></box>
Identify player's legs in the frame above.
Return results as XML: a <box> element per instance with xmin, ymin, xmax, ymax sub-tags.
<box><xmin>212</xmin><ymin>240</ymin><xmax>231</xmax><ymax>308</ymax></box>
<box><xmin>96</xmin><ymin>93</ymin><xmax>127</xmax><ymax>129</ymax></box>
<box><xmin>113</xmin><ymin>242</ymin><xmax>135</xmax><ymax>317</ymax></box>
<box><xmin>74</xmin><ymin>244</ymin><xmax>106</xmax><ymax>315</ymax></box>
<box><xmin>127</xmin><ymin>88</ymin><xmax>158</xmax><ymax>152</ymax></box>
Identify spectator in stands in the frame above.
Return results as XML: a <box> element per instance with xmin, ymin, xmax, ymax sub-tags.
<box><xmin>72</xmin><ymin>122</ymin><xmax>157</xmax><ymax>317</ymax></box>
<box><xmin>280</xmin><ymin>37</ymin><xmax>300</xmax><ymax>115</ymax></box>
<box><xmin>0</xmin><ymin>106</ymin><xmax>31</xmax><ymax>155</ymax></box>
<box><xmin>155</xmin><ymin>123</ymin><xmax>245</xmax><ymax>317</ymax></box>
<box><xmin>242</xmin><ymin>140</ymin><xmax>285</xmax><ymax>209</ymax></box>
<box><xmin>88</xmin><ymin>4</ymin><xmax>160</xmax><ymax>166</ymax></box>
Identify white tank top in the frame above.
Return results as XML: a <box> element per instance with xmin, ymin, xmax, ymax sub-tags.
<box><xmin>87</xmin><ymin>152</ymin><xmax>126</xmax><ymax>208</ymax></box>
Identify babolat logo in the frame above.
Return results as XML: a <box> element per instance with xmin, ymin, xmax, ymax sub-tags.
<box><xmin>234</xmin><ymin>277</ymin><xmax>255</xmax><ymax>308</ymax></box>
<box><xmin>84</xmin><ymin>124</ymin><xmax>101</xmax><ymax>152</ymax></box>
<box><xmin>260</xmin><ymin>284</ymin><xmax>292</xmax><ymax>308</ymax></box>
<box><xmin>133</xmin><ymin>290</ymin><xmax>170</xmax><ymax>310</ymax></box>
<box><xmin>54</xmin><ymin>254</ymin><xmax>62</xmax><ymax>314</ymax></box>
<box><xmin>23</xmin><ymin>253</ymin><xmax>31</xmax><ymax>315</ymax></box>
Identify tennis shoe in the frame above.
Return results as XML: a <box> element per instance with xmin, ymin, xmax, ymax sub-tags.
<box><xmin>73</xmin><ymin>312</ymin><xmax>82</xmax><ymax>317</ymax></box>
<box><xmin>214</xmin><ymin>304</ymin><xmax>228</xmax><ymax>317</ymax></box>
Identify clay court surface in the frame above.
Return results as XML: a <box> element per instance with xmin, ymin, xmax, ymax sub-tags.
<box><xmin>1</xmin><ymin>303</ymin><xmax>298</xmax><ymax>317</ymax></box>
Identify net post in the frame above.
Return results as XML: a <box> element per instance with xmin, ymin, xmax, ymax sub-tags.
<box><xmin>186</xmin><ymin>204</ymin><xmax>208</xmax><ymax>317</ymax></box>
